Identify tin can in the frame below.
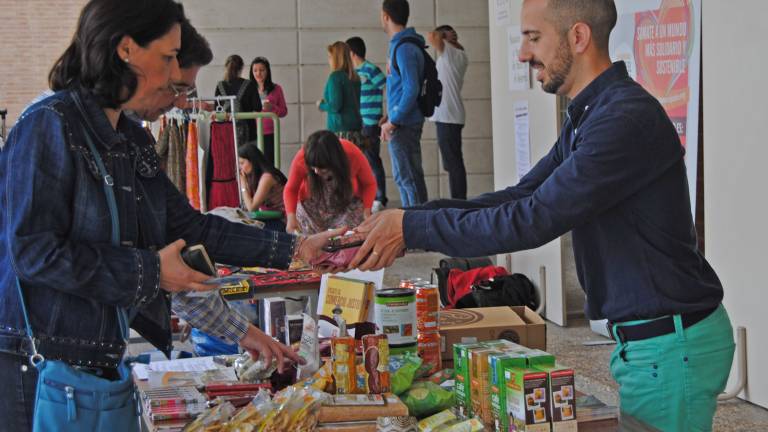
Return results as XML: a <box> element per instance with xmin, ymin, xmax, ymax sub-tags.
<box><xmin>416</xmin><ymin>285</ymin><xmax>439</xmax><ymax>332</ymax></box>
<box><xmin>417</xmin><ymin>331</ymin><xmax>442</xmax><ymax>376</ymax></box>
<box><xmin>362</xmin><ymin>334</ymin><xmax>390</xmax><ymax>394</ymax></box>
<box><xmin>398</xmin><ymin>279</ymin><xmax>414</xmax><ymax>290</ymax></box>
<box><xmin>375</xmin><ymin>289</ymin><xmax>417</xmax><ymax>345</ymax></box>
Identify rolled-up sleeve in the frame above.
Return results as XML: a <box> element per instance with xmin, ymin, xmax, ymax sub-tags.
<box><xmin>172</xmin><ymin>292</ymin><xmax>250</xmax><ymax>343</ymax></box>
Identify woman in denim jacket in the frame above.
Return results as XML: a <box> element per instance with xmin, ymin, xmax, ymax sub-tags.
<box><xmin>0</xmin><ymin>0</ymin><xmax>337</xmax><ymax>428</ymax></box>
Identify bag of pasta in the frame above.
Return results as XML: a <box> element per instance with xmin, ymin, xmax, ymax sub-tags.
<box><xmin>259</xmin><ymin>386</ymin><xmax>328</xmax><ymax>432</ymax></box>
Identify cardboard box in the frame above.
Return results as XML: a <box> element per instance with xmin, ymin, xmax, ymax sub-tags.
<box><xmin>504</xmin><ymin>367</ymin><xmax>551</xmax><ymax>432</ymax></box>
<box><xmin>489</xmin><ymin>352</ymin><xmax>528</xmax><ymax>432</ymax></box>
<box><xmin>440</xmin><ymin>306</ymin><xmax>546</xmax><ymax>368</ymax></box>
<box><xmin>532</xmin><ymin>364</ymin><xmax>577</xmax><ymax>432</ymax></box>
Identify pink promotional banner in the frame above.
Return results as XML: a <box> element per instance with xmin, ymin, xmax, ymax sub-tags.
<box><xmin>610</xmin><ymin>0</ymin><xmax>701</xmax><ymax>214</ymax></box>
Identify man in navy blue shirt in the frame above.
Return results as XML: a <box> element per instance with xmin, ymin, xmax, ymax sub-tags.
<box><xmin>351</xmin><ymin>0</ymin><xmax>734</xmax><ymax>430</ymax></box>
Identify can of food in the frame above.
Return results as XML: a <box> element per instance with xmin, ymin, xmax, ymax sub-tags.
<box><xmin>375</xmin><ymin>288</ymin><xmax>417</xmax><ymax>345</ymax></box>
<box><xmin>417</xmin><ymin>331</ymin><xmax>442</xmax><ymax>376</ymax></box>
<box><xmin>331</xmin><ymin>336</ymin><xmax>357</xmax><ymax>394</ymax></box>
<box><xmin>362</xmin><ymin>334</ymin><xmax>390</xmax><ymax>394</ymax></box>
<box><xmin>416</xmin><ymin>284</ymin><xmax>440</xmax><ymax>332</ymax></box>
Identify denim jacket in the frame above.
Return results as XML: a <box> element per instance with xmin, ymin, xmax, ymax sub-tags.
<box><xmin>0</xmin><ymin>89</ymin><xmax>297</xmax><ymax>367</ymax></box>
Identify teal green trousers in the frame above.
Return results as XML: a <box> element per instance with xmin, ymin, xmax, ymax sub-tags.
<box><xmin>610</xmin><ymin>304</ymin><xmax>735</xmax><ymax>431</ymax></box>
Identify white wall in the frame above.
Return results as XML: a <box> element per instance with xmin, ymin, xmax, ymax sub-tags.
<box><xmin>487</xmin><ymin>0</ymin><xmax>566</xmax><ymax>325</ymax></box>
<box><xmin>703</xmin><ymin>0</ymin><xmax>768</xmax><ymax>408</ymax></box>
<box><xmin>181</xmin><ymin>0</ymin><xmax>494</xmax><ymax>205</ymax></box>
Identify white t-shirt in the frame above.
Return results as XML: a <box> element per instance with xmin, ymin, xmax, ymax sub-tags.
<box><xmin>429</xmin><ymin>43</ymin><xmax>468</xmax><ymax>125</ymax></box>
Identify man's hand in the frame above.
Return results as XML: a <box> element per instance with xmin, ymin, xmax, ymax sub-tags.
<box><xmin>295</xmin><ymin>227</ymin><xmax>349</xmax><ymax>264</ymax></box>
<box><xmin>239</xmin><ymin>325</ymin><xmax>304</xmax><ymax>373</ymax></box>
<box><xmin>378</xmin><ymin>115</ymin><xmax>388</xmax><ymax>127</ymax></box>
<box><xmin>348</xmin><ymin>210</ymin><xmax>406</xmax><ymax>271</ymax></box>
<box><xmin>158</xmin><ymin>239</ymin><xmax>214</xmax><ymax>293</ymax></box>
<box><xmin>381</xmin><ymin>121</ymin><xmax>397</xmax><ymax>141</ymax></box>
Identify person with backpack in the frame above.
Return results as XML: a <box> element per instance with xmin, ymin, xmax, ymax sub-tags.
<box><xmin>380</xmin><ymin>0</ymin><xmax>434</xmax><ymax>207</ymax></box>
<box><xmin>214</xmin><ymin>54</ymin><xmax>262</xmax><ymax>145</ymax></box>
<box><xmin>428</xmin><ymin>25</ymin><xmax>469</xmax><ymax>200</ymax></box>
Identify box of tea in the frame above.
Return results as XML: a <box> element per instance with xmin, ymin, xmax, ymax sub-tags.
<box><xmin>453</xmin><ymin>342</ymin><xmax>485</xmax><ymax>417</ymax></box>
<box><xmin>532</xmin><ymin>363</ymin><xmax>577</xmax><ymax>432</ymax></box>
<box><xmin>504</xmin><ymin>367</ymin><xmax>551</xmax><ymax>432</ymax></box>
<box><xmin>489</xmin><ymin>352</ymin><xmax>528</xmax><ymax>431</ymax></box>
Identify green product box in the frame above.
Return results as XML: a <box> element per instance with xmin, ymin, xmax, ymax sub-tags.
<box><xmin>524</xmin><ymin>349</ymin><xmax>556</xmax><ymax>367</ymax></box>
<box><xmin>489</xmin><ymin>352</ymin><xmax>528</xmax><ymax>432</ymax></box>
<box><xmin>453</xmin><ymin>342</ymin><xmax>485</xmax><ymax>417</ymax></box>
<box><xmin>532</xmin><ymin>363</ymin><xmax>577</xmax><ymax>432</ymax></box>
<box><xmin>504</xmin><ymin>367</ymin><xmax>551</xmax><ymax>432</ymax></box>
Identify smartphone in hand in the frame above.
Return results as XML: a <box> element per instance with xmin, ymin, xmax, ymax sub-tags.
<box><xmin>181</xmin><ymin>244</ymin><xmax>216</xmax><ymax>276</ymax></box>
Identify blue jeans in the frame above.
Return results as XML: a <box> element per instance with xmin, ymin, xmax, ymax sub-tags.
<box><xmin>362</xmin><ymin>125</ymin><xmax>388</xmax><ymax>206</ymax></box>
<box><xmin>435</xmin><ymin>122</ymin><xmax>467</xmax><ymax>200</ymax></box>
<box><xmin>388</xmin><ymin>123</ymin><xmax>428</xmax><ymax>207</ymax></box>
<box><xmin>0</xmin><ymin>351</ymin><xmax>38</xmax><ymax>432</ymax></box>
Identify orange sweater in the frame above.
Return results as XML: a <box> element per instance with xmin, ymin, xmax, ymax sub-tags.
<box><xmin>284</xmin><ymin>139</ymin><xmax>377</xmax><ymax>213</ymax></box>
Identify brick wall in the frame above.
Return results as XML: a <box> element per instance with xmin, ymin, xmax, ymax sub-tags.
<box><xmin>0</xmin><ymin>0</ymin><xmax>87</xmax><ymax>127</ymax></box>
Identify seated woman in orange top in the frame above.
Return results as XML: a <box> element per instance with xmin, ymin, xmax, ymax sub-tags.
<box><xmin>284</xmin><ymin>130</ymin><xmax>376</xmax><ymax>234</ymax></box>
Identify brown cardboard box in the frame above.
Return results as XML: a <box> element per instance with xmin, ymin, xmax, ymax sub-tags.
<box><xmin>440</xmin><ymin>306</ymin><xmax>546</xmax><ymax>368</ymax></box>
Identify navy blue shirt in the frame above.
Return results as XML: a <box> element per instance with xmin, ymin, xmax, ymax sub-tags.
<box><xmin>403</xmin><ymin>62</ymin><xmax>723</xmax><ymax>322</ymax></box>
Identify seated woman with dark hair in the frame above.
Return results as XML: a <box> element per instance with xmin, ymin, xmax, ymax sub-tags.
<box><xmin>284</xmin><ymin>130</ymin><xmax>377</xmax><ymax>234</ymax></box>
<box><xmin>238</xmin><ymin>144</ymin><xmax>288</xmax><ymax>231</ymax></box>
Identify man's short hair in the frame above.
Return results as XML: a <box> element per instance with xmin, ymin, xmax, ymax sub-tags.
<box><xmin>178</xmin><ymin>19</ymin><xmax>213</xmax><ymax>68</ymax></box>
<box><xmin>547</xmin><ymin>0</ymin><xmax>617</xmax><ymax>51</ymax></box>
<box><xmin>382</xmin><ymin>0</ymin><xmax>409</xmax><ymax>27</ymax></box>
<box><xmin>346</xmin><ymin>37</ymin><xmax>366</xmax><ymax>59</ymax></box>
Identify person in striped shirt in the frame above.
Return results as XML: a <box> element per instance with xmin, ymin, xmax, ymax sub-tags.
<box><xmin>347</xmin><ymin>36</ymin><xmax>388</xmax><ymax>211</ymax></box>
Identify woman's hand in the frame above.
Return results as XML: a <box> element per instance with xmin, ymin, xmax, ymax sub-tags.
<box><xmin>158</xmin><ymin>239</ymin><xmax>214</xmax><ymax>293</ymax></box>
<box><xmin>285</xmin><ymin>213</ymin><xmax>299</xmax><ymax>234</ymax></box>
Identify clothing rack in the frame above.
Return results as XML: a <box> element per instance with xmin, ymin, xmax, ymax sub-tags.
<box><xmin>189</xmin><ymin>96</ymin><xmax>243</xmax><ymax>209</ymax></box>
<box><xmin>211</xmin><ymin>111</ymin><xmax>282</xmax><ymax>168</ymax></box>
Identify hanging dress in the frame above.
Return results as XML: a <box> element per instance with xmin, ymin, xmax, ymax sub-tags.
<box><xmin>185</xmin><ymin>121</ymin><xmax>201</xmax><ymax>210</ymax></box>
<box><xmin>207</xmin><ymin>121</ymin><xmax>240</xmax><ymax>209</ymax></box>
<box><xmin>166</xmin><ymin>119</ymin><xmax>186</xmax><ymax>192</ymax></box>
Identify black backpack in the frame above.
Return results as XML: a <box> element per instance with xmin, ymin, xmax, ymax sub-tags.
<box><xmin>457</xmin><ymin>274</ymin><xmax>540</xmax><ymax>311</ymax></box>
<box><xmin>392</xmin><ymin>36</ymin><xmax>443</xmax><ymax>117</ymax></box>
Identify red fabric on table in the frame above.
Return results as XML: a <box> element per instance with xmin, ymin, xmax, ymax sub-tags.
<box><xmin>447</xmin><ymin>266</ymin><xmax>508</xmax><ymax>308</ymax></box>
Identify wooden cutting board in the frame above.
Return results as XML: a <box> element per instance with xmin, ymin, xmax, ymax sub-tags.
<box><xmin>318</xmin><ymin>393</ymin><xmax>409</xmax><ymax>423</ymax></box>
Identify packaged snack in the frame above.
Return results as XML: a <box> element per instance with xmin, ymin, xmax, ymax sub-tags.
<box><xmin>401</xmin><ymin>381</ymin><xmax>454</xmax><ymax>418</ymax></box>
<box><xmin>469</xmin><ymin>349</ymin><xmax>503</xmax><ymax>425</ymax></box>
<box><xmin>296</xmin><ymin>312</ymin><xmax>320</xmax><ymax>380</ymax></box>
<box><xmin>182</xmin><ymin>401</ymin><xmax>236</xmax><ymax>432</ymax></box>
<box><xmin>331</xmin><ymin>336</ymin><xmax>357</xmax><ymax>394</ymax></box>
<box><xmin>222</xmin><ymin>390</ymin><xmax>273</xmax><ymax>431</ymax></box>
<box><xmin>417</xmin><ymin>409</ymin><xmax>457</xmax><ymax>432</ymax></box>
<box><xmin>417</xmin><ymin>331</ymin><xmax>442</xmax><ymax>377</ymax></box>
<box><xmin>425</xmin><ymin>369</ymin><xmax>455</xmax><ymax>386</ymax></box>
<box><xmin>434</xmin><ymin>418</ymin><xmax>485</xmax><ymax>432</ymax></box>
<box><xmin>363</xmin><ymin>334</ymin><xmax>391</xmax><ymax>394</ymax></box>
<box><xmin>378</xmin><ymin>415</ymin><xmax>419</xmax><ymax>432</ymax></box>
<box><xmin>391</xmin><ymin>352</ymin><xmax>423</xmax><ymax>395</ymax></box>
<box><xmin>259</xmin><ymin>386</ymin><xmax>328</xmax><ymax>432</ymax></box>
<box><xmin>416</xmin><ymin>285</ymin><xmax>440</xmax><ymax>332</ymax></box>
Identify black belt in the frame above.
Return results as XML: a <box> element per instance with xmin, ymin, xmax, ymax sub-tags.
<box><xmin>607</xmin><ymin>306</ymin><xmax>718</xmax><ymax>343</ymax></box>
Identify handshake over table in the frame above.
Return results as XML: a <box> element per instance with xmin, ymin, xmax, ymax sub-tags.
<box><xmin>305</xmin><ymin>209</ymin><xmax>408</xmax><ymax>273</ymax></box>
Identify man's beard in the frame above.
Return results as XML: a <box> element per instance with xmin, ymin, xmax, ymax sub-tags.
<box><xmin>540</xmin><ymin>40</ymin><xmax>573</xmax><ymax>94</ymax></box>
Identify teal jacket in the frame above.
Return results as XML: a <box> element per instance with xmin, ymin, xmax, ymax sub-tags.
<box><xmin>320</xmin><ymin>70</ymin><xmax>362</xmax><ymax>132</ymax></box>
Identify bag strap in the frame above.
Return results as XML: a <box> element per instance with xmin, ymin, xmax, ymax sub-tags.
<box><xmin>392</xmin><ymin>36</ymin><xmax>423</xmax><ymax>74</ymax></box>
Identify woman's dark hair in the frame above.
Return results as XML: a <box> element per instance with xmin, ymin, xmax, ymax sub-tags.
<box><xmin>238</xmin><ymin>144</ymin><xmax>287</xmax><ymax>191</ymax></box>
<box><xmin>49</xmin><ymin>0</ymin><xmax>185</xmax><ymax>109</ymax></box>
<box><xmin>224</xmin><ymin>54</ymin><xmax>244</xmax><ymax>82</ymax></box>
<box><xmin>248</xmin><ymin>57</ymin><xmax>275</xmax><ymax>95</ymax></box>
<box><xmin>382</xmin><ymin>0</ymin><xmax>410</xmax><ymax>26</ymax></box>
<box><xmin>304</xmin><ymin>130</ymin><xmax>353</xmax><ymax>213</ymax></box>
